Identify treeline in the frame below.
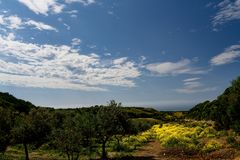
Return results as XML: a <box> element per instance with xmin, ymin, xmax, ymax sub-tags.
<box><xmin>188</xmin><ymin>76</ymin><xmax>240</xmax><ymax>131</ymax></box>
<box><xmin>0</xmin><ymin>95</ymin><xmax>163</xmax><ymax>160</ymax></box>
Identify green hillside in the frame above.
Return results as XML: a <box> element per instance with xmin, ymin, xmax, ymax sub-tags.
<box><xmin>188</xmin><ymin>76</ymin><xmax>240</xmax><ymax>131</ymax></box>
<box><xmin>0</xmin><ymin>92</ymin><xmax>35</xmax><ymax>113</ymax></box>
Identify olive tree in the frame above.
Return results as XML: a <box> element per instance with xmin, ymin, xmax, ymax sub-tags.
<box><xmin>0</xmin><ymin>108</ymin><xmax>13</xmax><ymax>154</ymax></box>
<box><xmin>12</xmin><ymin>108</ymin><xmax>52</xmax><ymax>160</ymax></box>
<box><xmin>95</xmin><ymin>101</ymin><xmax>129</xmax><ymax>159</ymax></box>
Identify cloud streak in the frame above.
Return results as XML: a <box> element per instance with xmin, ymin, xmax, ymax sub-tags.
<box><xmin>0</xmin><ymin>15</ymin><xmax>57</xmax><ymax>31</ymax></box>
<box><xmin>210</xmin><ymin>44</ymin><xmax>240</xmax><ymax>66</ymax></box>
<box><xmin>176</xmin><ymin>78</ymin><xmax>216</xmax><ymax>94</ymax></box>
<box><xmin>145</xmin><ymin>59</ymin><xmax>206</xmax><ymax>76</ymax></box>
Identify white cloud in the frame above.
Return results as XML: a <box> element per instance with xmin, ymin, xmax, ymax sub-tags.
<box><xmin>63</xmin><ymin>23</ymin><xmax>71</xmax><ymax>30</ymax></box>
<box><xmin>88</xmin><ymin>44</ymin><xmax>97</xmax><ymax>49</ymax></box>
<box><xmin>176</xmin><ymin>78</ymin><xmax>216</xmax><ymax>94</ymax></box>
<box><xmin>0</xmin><ymin>15</ymin><xmax>22</xmax><ymax>29</ymax></box>
<box><xmin>108</xmin><ymin>11</ymin><xmax>114</xmax><ymax>15</ymax></box>
<box><xmin>65</xmin><ymin>0</ymin><xmax>96</xmax><ymax>5</ymax></box>
<box><xmin>183</xmin><ymin>81</ymin><xmax>203</xmax><ymax>89</ymax></box>
<box><xmin>104</xmin><ymin>53</ymin><xmax>111</xmax><ymax>56</ymax></box>
<box><xmin>25</xmin><ymin>19</ymin><xmax>58</xmax><ymax>31</ymax></box>
<box><xmin>113</xmin><ymin>57</ymin><xmax>128</xmax><ymax>65</ymax></box>
<box><xmin>210</xmin><ymin>44</ymin><xmax>240</xmax><ymax>65</ymax></box>
<box><xmin>66</xmin><ymin>10</ymin><xmax>78</xmax><ymax>14</ymax></box>
<box><xmin>183</xmin><ymin>77</ymin><xmax>201</xmax><ymax>82</ymax></box>
<box><xmin>213</xmin><ymin>0</ymin><xmax>240</xmax><ymax>26</ymax></box>
<box><xmin>18</xmin><ymin>0</ymin><xmax>65</xmax><ymax>16</ymax></box>
<box><xmin>0</xmin><ymin>34</ymin><xmax>140</xmax><ymax>91</ymax></box>
<box><xmin>176</xmin><ymin>87</ymin><xmax>216</xmax><ymax>94</ymax></box>
<box><xmin>0</xmin><ymin>14</ymin><xmax>57</xmax><ymax>32</ymax></box>
<box><xmin>0</xmin><ymin>73</ymin><xmax>106</xmax><ymax>91</ymax></box>
<box><xmin>71</xmin><ymin>38</ymin><xmax>81</xmax><ymax>46</ymax></box>
<box><xmin>146</xmin><ymin>59</ymin><xmax>205</xmax><ymax>76</ymax></box>
<box><xmin>6</xmin><ymin>33</ymin><xmax>15</xmax><ymax>40</ymax></box>
<box><xmin>18</xmin><ymin>0</ymin><xmax>96</xmax><ymax>16</ymax></box>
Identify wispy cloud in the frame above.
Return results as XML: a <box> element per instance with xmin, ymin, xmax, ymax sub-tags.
<box><xmin>65</xmin><ymin>0</ymin><xmax>96</xmax><ymax>6</ymax></box>
<box><xmin>18</xmin><ymin>0</ymin><xmax>65</xmax><ymax>16</ymax></box>
<box><xmin>25</xmin><ymin>19</ymin><xmax>58</xmax><ymax>31</ymax></box>
<box><xmin>145</xmin><ymin>59</ymin><xmax>206</xmax><ymax>76</ymax></box>
<box><xmin>18</xmin><ymin>0</ymin><xmax>96</xmax><ymax>16</ymax></box>
<box><xmin>213</xmin><ymin>0</ymin><xmax>240</xmax><ymax>26</ymax></box>
<box><xmin>0</xmin><ymin>14</ymin><xmax>57</xmax><ymax>31</ymax></box>
<box><xmin>176</xmin><ymin>78</ymin><xmax>216</xmax><ymax>94</ymax></box>
<box><xmin>183</xmin><ymin>77</ymin><xmax>201</xmax><ymax>82</ymax></box>
<box><xmin>71</xmin><ymin>38</ymin><xmax>81</xmax><ymax>46</ymax></box>
<box><xmin>210</xmin><ymin>44</ymin><xmax>240</xmax><ymax>65</ymax></box>
<box><xmin>0</xmin><ymin>34</ymin><xmax>140</xmax><ymax>91</ymax></box>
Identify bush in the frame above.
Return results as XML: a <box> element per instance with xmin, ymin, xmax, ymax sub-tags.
<box><xmin>202</xmin><ymin>140</ymin><xmax>222</xmax><ymax>153</ymax></box>
<box><xmin>232</xmin><ymin>121</ymin><xmax>240</xmax><ymax>132</ymax></box>
<box><xmin>216</xmin><ymin>130</ymin><xmax>228</xmax><ymax>137</ymax></box>
<box><xmin>226</xmin><ymin>136</ymin><xmax>240</xmax><ymax>148</ymax></box>
<box><xmin>112</xmin><ymin>143</ymin><xmax>132</xmax><ymax>152</ymax></box>
<box><xmin>198</xmin><ymin>126</ymin><xmax>217</xmax><ymax>138</ymax></box>
<box><xmin>0</xmin><ymin>154</ymin><xmax>10</xmax><ymax>160</ymax></box>
<box><xmin>227</xmin><ymin>136</ymin><xmax>237</xmax><ymax>145</ymax></box>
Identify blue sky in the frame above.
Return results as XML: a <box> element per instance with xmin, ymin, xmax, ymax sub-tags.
<box><xmin>0</xmin><ymin>0</ymin><xmax>240</xmax><ymax>110</ymax></box>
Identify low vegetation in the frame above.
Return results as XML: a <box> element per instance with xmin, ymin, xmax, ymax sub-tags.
<box><xmin>0</xmin><ymin>76</ymin><xmax>240</xmax><ymax>159</ymax></box>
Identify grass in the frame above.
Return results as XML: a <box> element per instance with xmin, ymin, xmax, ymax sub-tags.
<box><xmin>3</xmin><ymin>120</ymin><xmax>240</xmax><ymax>160</ymax></box>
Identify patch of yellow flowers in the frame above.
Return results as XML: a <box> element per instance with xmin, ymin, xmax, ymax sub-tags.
<box><xmin>123</xmin><ymin>123</ymin><xmax>223</xmax><ymax>152</ymax></box>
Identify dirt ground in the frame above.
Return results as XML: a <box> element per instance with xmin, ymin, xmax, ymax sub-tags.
<box><xmin>131</xmin><ymin>141</ymin><xmax>239</xmax><ymax>160</ymax></box>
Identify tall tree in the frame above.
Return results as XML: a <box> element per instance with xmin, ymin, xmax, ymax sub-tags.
<box><xmin>53</xmin><ymin>111</ymin><xmax>97</xmax><ymax>160</ymax></box>
<box><xmin>12</xmin><ymin>108</ymin><xmax>52</xmax><ymax>160</ymax></box>
<box><xmin>0</xmin><ymin>108</ymin><xmax>13</xmax><ymax>154</ymax></box>
<box><xmin>96</xmin><ymin>100</ymin><xmax>129</xmax><ymax>160</ymax></box>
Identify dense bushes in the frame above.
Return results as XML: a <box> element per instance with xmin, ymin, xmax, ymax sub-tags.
<box><xmin>188</xmin><ymin>77</ymin><xmax>240</xmax><ymax>131</ymax></box>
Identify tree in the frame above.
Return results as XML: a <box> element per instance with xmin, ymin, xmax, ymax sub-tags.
<box><xmin>188</xmin><ymin>76</ymin><xmax>240</xmax><ymax>131</ymax></box>
<box><xmin>12</xmin><ymin>108</ymin><xmax>52</xmax><ymax>160</ymax></box>
<box><xmin>0</xmin><ymin>108</ymin><xmax>13</xmax><ymax>154</ymax></box>
<box><xmin>53</xmin><ymin>111</ymin><xmax>96</xmax><ymax>160</ymax></box>
<box><xmin>95</xmin><ymin>100</ymin><xmax>129</xmax><ymax>160</ymax></box>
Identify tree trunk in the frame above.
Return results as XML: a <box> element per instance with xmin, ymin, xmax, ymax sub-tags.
<box><xmin>23</xmin><ymin>143</ymin><xmax>29</xmax><ymax>160</ymax></box>
<box><xmin>102</xmin><ymin>141</ymin><xmax>107</xmax><ymax>160</ymax></box>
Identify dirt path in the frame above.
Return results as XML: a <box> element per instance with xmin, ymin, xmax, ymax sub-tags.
<box><xmin>132</xmin><ymin>141</ymin><xmax>239</xmax><ymax>160</ymax></box>
<box><xmin>133</xmin><ymin>141</ymin><xmax>163</xmax><ymax>160</ymax></box>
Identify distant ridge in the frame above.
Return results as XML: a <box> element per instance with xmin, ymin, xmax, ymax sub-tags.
<box><xmin>0</xmin><ymin>92</ymin><xmax>35</xmax><ymax>113</ymax></box>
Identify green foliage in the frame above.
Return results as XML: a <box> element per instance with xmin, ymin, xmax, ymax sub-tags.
<box><xmin>0</xmin><ymin>154</ymin><xmax>10</xmax><ymax>160</ymax></box>
<box><xmin>0</xmin><ymin>92</ymin><xmax>34</xmax><ymax>113</ymax></box>
<box><xmin>11</xmin><ymin>108</ymin><xmax>53</xmax><ymax>160</ymax></box>
<box><xmin>201</xmin><ymin>140</ymin><xmax>222</xmax><ymax>153</ymax></box>
<box><xmin>128</xmin><ymin>118</ymin><xmax>161</xmax><ymax>133</ymax></box>
<box><xmin>0</xmin><ymin>108</ymin><xmax>13</xmax><ymax>153</ymax></box>
<box><xmin>227</xmin><ymin>136</ymin><xmax>237</xmax><ymax>145</ymax></box>
<box><xmin>95</xmin><ymin>100</ymin><xmax>129</xmax><ymax>159</ymax></box>
<box><xmin>53</xmin><ymin>111</ymin><xmax>97</xmax><ymax>160</ymax></box>
<box><xmin>188</xmin><ymin>76</ymin><xmax>240</xmax><ymax>131</ymax></box>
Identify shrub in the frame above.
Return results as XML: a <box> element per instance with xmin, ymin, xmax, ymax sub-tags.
<box><xmin>226</xmin><ymin>136</ymin><xmax>237</xmax><ymax>145</ymax></box>
<box><xmin>112</xmin><ymin>142</ymin><xmax>132</xmax><ymax>152</ymax></box>
<box><xmin>202</xmin><ymin>140</ymin><xmax>222</xmax><ymax>153</ymax></box>
<box><xmin>0</xmin><ymin>154</ymin><xmax>10</xmax><ymax>160</ymax></box>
